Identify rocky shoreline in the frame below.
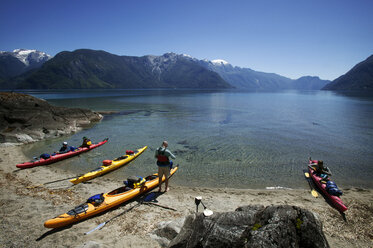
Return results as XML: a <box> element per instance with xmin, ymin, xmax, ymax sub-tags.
<box><xmin>0</xmin><ymin>92</ymin><xmax>102</xmax><ymax>144</ymax></box>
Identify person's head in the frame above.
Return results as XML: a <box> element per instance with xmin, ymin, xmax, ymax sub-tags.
<box><xmin>83</xmin><ymin>137</ymin><xmax>87</xmax><ymax>140</ymax></box>
<box><xmin>63</xmin><ymin>141</ymin><xmax>68</xmax><ymax>146</ymax></box>
<box><xmin>162</xmin><ymin>141</ymin><xmax>168</xmax><ymax>148</ymax></box>
<box><xmin>318</xmin><ymin>160</ymin><xmax>324</xmax><ymax>168</ymax></box>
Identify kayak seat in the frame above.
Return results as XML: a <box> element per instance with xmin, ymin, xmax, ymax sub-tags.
<box><xmin>67</xmin><ymin>204</ymin><xmax>89</xmax><ymax>216</ymax></box>
<box><xmin>145</xmin><ymin>175</ymin><xmax>158</xmax><ymax>181</ymax></box>
<box><xmin>90</xmin><ymin>167</ymin><xmax>104</xmax><ymax>172</ymax></box>
<box><xmin>87</xmin><ymin>193</ymin><xmax>105</xmax><ymax>206</ymax></box>
<box><xmin>113</xmin><ymin>155</ymin><xmax>128</xmax><ymax>161</ymax></box>
<box><xmin>108</xmin><ymin>186</ymin><xmax>132</xmax><ymax>195</ymax></box>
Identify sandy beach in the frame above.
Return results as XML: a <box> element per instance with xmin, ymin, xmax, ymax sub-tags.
<box><xmin>0</xmin><ymin>145</ymin><xmax>372</xmax><ymax>248</ymax></box>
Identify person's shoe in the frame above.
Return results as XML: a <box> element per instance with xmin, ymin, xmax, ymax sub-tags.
<box><xmin>165</xmin><ymin>187</ymin><xmax>170</xmax><ymax>192</ymax></box>
<box><xmin>158</xmin><ymin>188</ymin><xmax>162</xmax><ymax>192</ymax></box>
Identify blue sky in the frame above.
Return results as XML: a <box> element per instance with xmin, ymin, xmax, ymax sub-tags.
<box><xmin>1</xmin><ymin>0</ymin><xmax>372</xmax><ymax>80</ymax></box>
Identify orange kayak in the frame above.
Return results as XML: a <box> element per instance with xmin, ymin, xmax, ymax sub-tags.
<box><xmin>44</xmin><ymin>165</ymin><xmax>178</xmax><ymax>228</ymax></box>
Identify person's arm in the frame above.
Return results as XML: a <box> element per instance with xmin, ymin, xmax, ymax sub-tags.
<box><xmin>59</xmin><ymin>148</ymin><xmax>67</xmax><ymax>154</ymax></box>
<box><xmin>166</xmin><ymin>149</ymin><xmax>176</xmax><ymax>159</ymax></box>
<box><xmin>324</xmin><ymin>167</ymin><xmax>332</xmax><ymax>176</ymax></box>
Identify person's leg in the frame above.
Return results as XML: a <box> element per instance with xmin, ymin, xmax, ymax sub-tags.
<box><xmin>158</xmin><ymin>166</ymin><xmax>164</xmax><ymax>192</ymax></box>
<box><xmin>164</xmin><ymin>178</ymin><xmax>169</xmax><ymax>192</ymax></box>
<box><xmin>165</xmin><ymin>167</ymin><xmax>171</xmax><ymax>192</ymax></box>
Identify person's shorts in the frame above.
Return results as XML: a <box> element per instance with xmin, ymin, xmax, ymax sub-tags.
<box><xmin>158</xmin><ymin>166</ymin><xmax>171</xmax><ymax>179</ymax></box>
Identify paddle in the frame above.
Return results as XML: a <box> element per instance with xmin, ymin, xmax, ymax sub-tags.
<box><xmin>26</xmin><ymin>175</ymin><xmax>83</xmax><ymax>189</ymax></box>
<box><xmin>195</xmin><ymin>196</ymin><xmax>202</xmax><ymax>213</ymax></box>
<box><xmin>143</xmin><ymin>202</ymin><xmax>177</xmax><ymax>211</ymax></box>
<box><xmin>194</xmin><ymin>196</ymin><xmax>213</xmax><ymax>216</ymax></box>
<box><xmin>84</xmin><ymin>192</ymin><xmax>171</xmax><ymax>235</ymax></box>
<box><xmin>303</xmin><ymin>169</ymin><xmax>318</xmax><ymax>198</ymax></box>
<box><xmin>85</xmin><ymin>202</ymin><xmax>141</xmax><ymax>235</ymax></box>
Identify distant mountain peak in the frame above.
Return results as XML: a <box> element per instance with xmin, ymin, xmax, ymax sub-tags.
<box><xmin>13</xmin><ymin>48</ymin><xmax>37</xmax><ymax>53</ymax></box>
<box><xmin>11</xmin><ymin>48</ymin><xmax>52</xmax><ymax>66</ymax></box>
<box><xmin>211</xmin><ymin>59</ymin><xmax>230</xmax><ymax>66</ymax></box>
<box><xmin>182</xmin><ymin>53</ymin><xmax>192</xmax><ymax>58</ymax></box>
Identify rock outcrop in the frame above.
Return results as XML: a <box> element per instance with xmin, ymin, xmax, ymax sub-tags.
<box><xmin>153</xmin><ymin>205</ymin><xmax>329</xmax><ymax>248</ymax></box>
<box><xmin>0</xmin><ymin>92</ymin><xmax>102</xmax><ymax>144</ymax></box>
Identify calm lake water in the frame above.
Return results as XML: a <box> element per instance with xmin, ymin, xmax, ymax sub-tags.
<box><xmin>20</xmin><ymin>89</ymin><xmax>373</xmax><ymax>189</ymax></box>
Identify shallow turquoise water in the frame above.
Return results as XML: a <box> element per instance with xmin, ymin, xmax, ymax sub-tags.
<box><xmin>20</xmin><ymin>89</ymin><xmax>373</xmax><ymax>189</ymax></box>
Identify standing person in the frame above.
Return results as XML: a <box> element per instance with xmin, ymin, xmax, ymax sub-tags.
<box><xmin>155</xmin><ymin>141</ymin><xmax>176</xmax><ymax>192</ymax></box>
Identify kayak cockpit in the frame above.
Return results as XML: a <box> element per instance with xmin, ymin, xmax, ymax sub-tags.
<box><xmin>113</xmin><ymin>155</ymin><xmax>128</xmax><ymax>161</ymax></box>
<box><xmin>67</xmin><ymin>204</ymin><xmax>89</xmax><ymax>216</ymax></box>
<box><xmin>145</xmin><ymin>175</ymin><xmax>157</xmax><ymax>181</ymax></box>
<box><xmin>107</xmin><ymin>175</ymin><xmax>158</xmax><ymax>196</ymax></box>
<box><xmin>90</xmin><ymin>167</ymin><xmax>104</xmax><ymax>172</ymax></box>
<box><xmin>107</xmin><ymin>186</ymin><xmax>133</xmax><ymax>195</ymax></box>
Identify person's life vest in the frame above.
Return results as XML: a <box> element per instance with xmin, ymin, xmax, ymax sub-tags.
<box><xmin>157</xmin><ymin>147</ymin><xmax>169</xmax><ymax>163</ymax></box>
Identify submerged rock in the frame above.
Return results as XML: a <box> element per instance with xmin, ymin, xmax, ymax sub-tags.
<box><xmin>154</xmin><ymin>205</ymin><xmax>329</xmax><ymax>248</ymax></box>
<box><xmin>0</xmin><ymin>92</ymin><xmax>102</xmax><ymax>144</ymax></box>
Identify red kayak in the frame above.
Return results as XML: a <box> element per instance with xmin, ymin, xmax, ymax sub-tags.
<box><xmin>308</xmin><ymin>159</ymin><xmax>348</xmax><ymax>213</ymax></box>
<box><xmin>16</xmin><ymin>138</ymin><xmax>108</xmax><ymax>169</ymax></box>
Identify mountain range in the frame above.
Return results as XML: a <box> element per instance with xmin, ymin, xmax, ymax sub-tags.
<box><xmin>198</xmin><ymin>59</ymin><xmax>330</xmax><ymax>90</ymax></box>
<box><xmin>1</xmin><ymin>48</ymin><xmax>370</xmax><ymax>90</ymax></box>
<box><xmin>5</xmin><ymin>50</ymin><xmax>231</xmax><ymax>89</ymax></box>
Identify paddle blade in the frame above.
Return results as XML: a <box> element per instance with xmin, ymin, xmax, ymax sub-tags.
<box><xmin>304</xmin><ymin>170</ymin><xmax>318</xmax><ymax>198</ymax></box>
<box><xmin>311</xmin><ymin>189</ymin><xmax>318</xmax><ymax>198</ymax></box>
<box><xmin>85</xmin><ymin>222</ymin><xmax>106</xmax><ymax>235</ymax></box>
<box><xmin>203</xmin><ymin>209</ymin><xmax>213</xmax><ymax>217</ymax></box>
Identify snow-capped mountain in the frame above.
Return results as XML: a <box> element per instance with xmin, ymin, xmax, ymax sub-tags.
<box><xmin>12</xmin><ymin>49</ymin><xmax>52</xmax><ymax>66</ymax></box>
<box><xmin>211</xmin><ymin>59</ymin><xmax>230</xmax><ymax>66</ymax></box>
<box><xmin>145</xmin><ymin>52</ymin><xmax>181</xmax><ymax>77</ymax></box>
<box><xmin>0</xmin><ymin>49</ymin><xmax>52</xmax><ymax>80</ymax></box>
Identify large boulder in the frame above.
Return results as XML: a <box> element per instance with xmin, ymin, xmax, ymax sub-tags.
<box><xmin>151</xmin><ymin>218</ymin><xmax>186</xmax><ymax>247</ymax></box>
<box><xmin>0</xmin><ymin>92</ymin><xmax>102</xmax><ymax>144</ymax></box>
<box><xmin>164</xmin><ymin>205</ymin><xmax>329</xmax><ymax>248</ymax></box>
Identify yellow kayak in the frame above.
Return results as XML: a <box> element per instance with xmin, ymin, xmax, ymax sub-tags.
<box><xmin>44</xmin><ymin>165</ymin><xmax>178</xmax><ymax>228</ymax></box>
<box><xmin>70</xmin><ymin>146</ymin><xmax>147</xmax><ymax>185</ymax></box>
